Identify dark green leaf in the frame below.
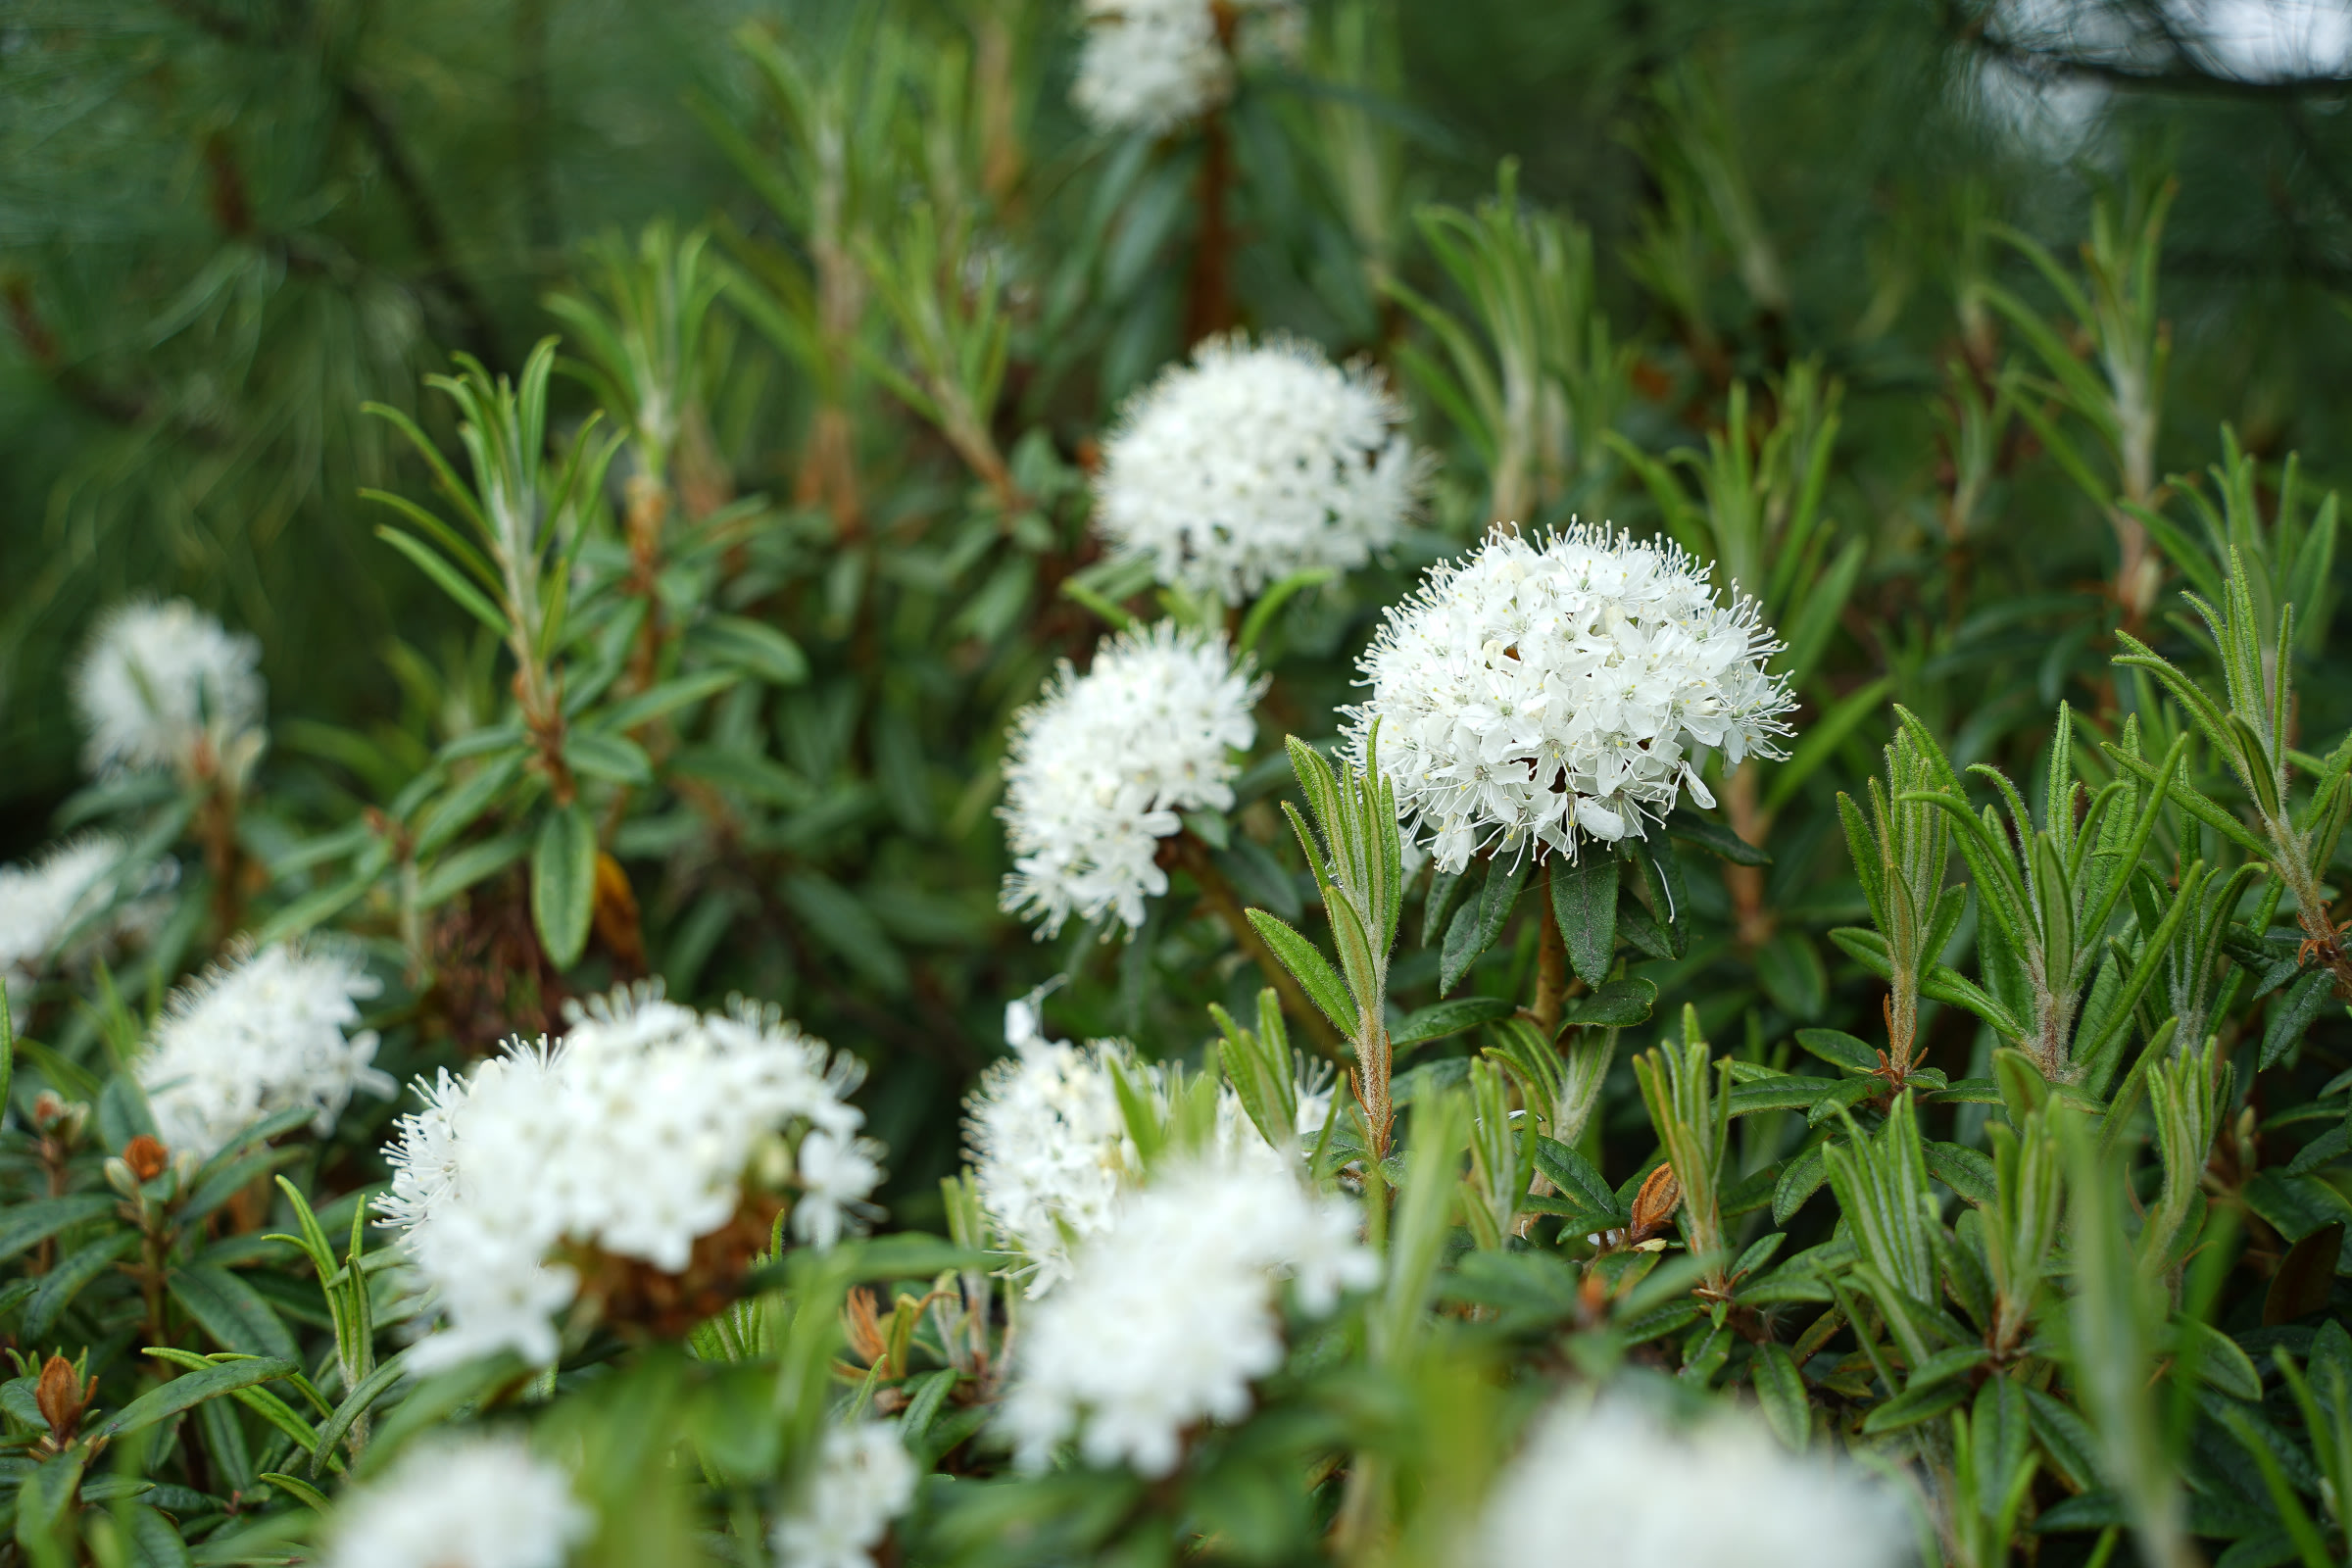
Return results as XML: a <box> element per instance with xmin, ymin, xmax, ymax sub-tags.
<box><xmin>92</xmin><ymin>1356</ymin><xmax>298</xmax><ymax>1441</ymax></box>
<box><xmin>1795</xmin><ymin>1027</ymin><xmax>1883</xmax><ymax>1075</ymax></box>
<box><xmin>1549</xmin><ymin>854</ymin><xmax>1619</xmax><ymax>986</ymax></box>
<box><xmin>1392</xmin><ymin>995</ymin><xmax>1514</xmax><ymax>1051</ymax></box>
<box><xmin>1665</xmin><ymin>809</ymin><xmax>1771</xmax><ymax>865</ymax></box>
<box><xmin>2263</xmin><ymin>968</ymin><xmax>2335</xmax><ymax>1070</ymax></box>
<box><xmin>1926</xmin><ymin>1142</ymin><xmax>1996</xmax><ymax>1205</ymax></box>
<box><xmin>170</xmin><ymin>1266</ymin><xmax>299</xmax><ymax>1362</ymax></box>
<box><xmin>0</xmin><ymin>1196</ymin><xmax>117</xmax><ymax>1265</ymax></box>
<box><xmin>1557</xmin><ymin>976</ymin><xmax>1657</xmax><ymax>1029</ymax></box>
<box><xmin>1442</xmin><ymin>855</ymin><xmax>1530</xmax><ymax>996</ymax></box>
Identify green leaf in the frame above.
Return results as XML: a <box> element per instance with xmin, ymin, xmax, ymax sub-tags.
<box><xmin>1774</xmin><ymin>1144</ymin><xmax>1832</xmax><ymax>1223</ymax></box>
<box><xmin>1245</xmin><ymin>910</ymin><xmax>1357</xmax><ymax>1038</ymax></box>
<box><xmin>416</xmin><ymin>830</ymin><xmax>533</xmax><ymax>907</ymax></box>
<box><xmin>1751</xmin><ymin>1343</ymin><xmax>1811</xmax><ymax>1449</ymax></box>
<box><xmin>1728</xmin><ymin>1077</ymin><xmax>1841</xmax><ymax>1118</ymax></box>
<box><xmin>1532</xmin><ymin>1136</ymin><xmax>1625</xmax><ymax>1221</ymax></box>
<box><xmin>92</xmin><ymin>1355</ymin><xmax>298</xmax><ymax>1440</ymax></box>
<box><xmin>1549</xmin><ymin>854</ymin><xmax>1620</xmax><ymax>987</ymax></box>
<box><xmin>1443</xmin><ymin>855</ymin><xmax>1529</xmax><ymax>996</ymax></box>
<box><xmin>781</xmin><ymin>873</ymin><xmax>910</xmax><ymax>996</ymax></box>
<box><xmin>372</xmin><ymin>525</ymin><xmax>512</xmax><ymax>636</ymax></box>
<box><xmin>1392</xmin><ymin>996</ymin><xmax>1515</xmax><ymax>1052</ymax></box>
<box><xmin>1664</xmin><ymin>809</ymin><xmax>1771</xmax><ymax>865</ymax></box>
<box><xmin>1766</xmin><ymin>677</ymin><xmax>1892</xmax><ymax>811</ymax></box>
<box><xmin>1795</xmin><ymin>1028</ymin><xmax>1882</xmax><ymax>1076</ymax></box>
<box><xmin>2263</xmin><ymin>968</ymin><xmax>2335</xmax><ymax>1071</ymax></box>
<box><xmin>307</xmin><ymin>1351</ymin><xmax>408</xmax><ymax>1478</ymax></box>
<box><xmin>0</xmin><ymin>1195</ymin><xmax>116</xmax><ymax>1265</ymax></box>
<box><xmin>1862</xmin><ymin>1375</ymin><xmax>1971</xmax><ymax>1433</ymax></box>
<box><xmin>690</xmin><ymin>614</ymin><xmax>809</xmax><ymax>685</ymax></box>
<box><xmin>564</xmin><ymin>730</ymin><xmax>655</xmax><ymax>786</ymax></box>
<box><xmin>531</xmin><ymin>804</ymin><xmax>599</xmax><ymax>969</ymax></box>
<box><xmin>258</xmin><ymin>1471</ymin><xmax>332</xmax><ymax>1513</ymax></box>
<box><xmin>21</xmin><ymin>1231</ymin><xmax>137</xmax><ymax>1341</ymax></box>
<box><xmin>595</xmin><ymin>668</ymin><xmax>737</xmax><ymax>731</ymax></box>
<box><xmin>1926</xmin><ymin>1142</ymin><xmax>1996</xmax><ymax>1205</ymax></box>
<box><xmin>1557</xmin><ymin>976</ymin><xmax>1657</xmax><ymax>1029</ymax></box>
<box><xmin>170</xmin><ymin>1266</ymin><xmax>299</xmax><ymax>1362</ymax></box>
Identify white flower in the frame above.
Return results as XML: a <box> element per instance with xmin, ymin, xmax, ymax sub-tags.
<box><xmin>999</xmin><ymin>622</ymin><xmax>1262</xmax><ymax>937</ymax></box>
<box><xmin>379</xmin><ymin>984</ymin><xmax>882</xmax><ymax>1372</ymax></box>
<box><xmin>1095</xmin><ymin>335</ymin><xmax>1424</xmax><ymax>606</ymax></box>
<box><xmin>72</xmin><ymin>600</ymin><xmax>266</xmax><ymax>776</ymax></box>
<box><xmin>1479</xmin><ymin>1394</ymin><xmax>1912</xmax><ymax>1568</ymax></box>
<box><xmin>772</xmin><ymin>1421</ymin><xmax>918</xmax><ymax>1568</ymax></box>
<box><xmin>1000</xmin><ymin>1154</ymin><xmax>1376</xmax><ymax>1476</ymax></box>
<box><xmin>1071</xmin><ymin>0</ymin><xmax>1302</xmax><ymax>135</ymax></box>
<box><xmin>0</xmin><ymin>837</ymin><xmax>172</xmax><ymax>1010</ymax></box>
<box><xmin>965</xmin><ymin>1003</ymin><xmax>1150</xmax><ymax>1298</ymax></box>
<box><xmin>135</xmin><ymin>943</ymin><xmax>390</xmax><ymax>1164</ymax></box>
<box><xmin>1346</xmin><ymin>525</ymin><xmax>1796</xmax><ymax>874</ymax></box>
<box><xmin>327</xmin><ymin>1431</ymin><xmax>589</xmax><ymax>1568</ymax></box>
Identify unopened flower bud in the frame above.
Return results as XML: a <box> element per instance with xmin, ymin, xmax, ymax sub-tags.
<box><xmin>33</xmin><ymin>1354</ymin><xmax>91</xmax><ymax>1446</ymax></box>
<box><xmin>122</xmin><ymin>1134</ymin><xmax>169</xmax><ymax>1183</ymax></box>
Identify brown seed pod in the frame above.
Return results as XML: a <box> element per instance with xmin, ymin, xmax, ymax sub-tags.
<box><xmin>122</xmin><ymin>1135</ymin><xmax>169</xmax><ymax>1183</ymax></box>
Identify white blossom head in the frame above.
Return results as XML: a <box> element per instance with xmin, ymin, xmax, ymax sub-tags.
<box><xmin>326</xmin><ymin>1431</ymin><xmax>590</xmax><ymax>1568</ymax></box>
<box><xmin>999</xmin><ymin>622</ymin><xmax>1263</xmax><ymax>938</ymax></box>
<box><xmin>1000</xmin><ymin>1154</ymin><xmax>1376</xmax><ymax>1476</ymax></box>
<box><xmin>135</xmin><ymin>943</ymin><xmax>390</xmax><ymax>1164</ymax></box>
<box><xmin>1096</xmin><ymin>334</ymin><xmax>1424</xmax><ymax>605</ymax></box>
<box><xmin>0</xmin><ymin>836</ymin><xmax>171</xmax><ymax>1008</ymax></box>
<box><xmin>377</xmin><ymin>984</ymin><xmax>883</xmax><ymax>1371</ymax></box>
<box><xmin>772</xmin><ymin>1421</ymin><xmax>918</xmax><ymax>1568</ymax></box>
<box><xmin>1347</xmin><ymin>525</ymin><xmax>1796</xmax><ymax>874</ymax></box>
<box><xmin>72</xmin><ymin>600</ymin><xmax>266</xmax><ymax>777</ymax></box>
<box><xmin>1071</xmin><ymin>0</ymin><xmax>1302</xmax><ymax>136</ymax></box>
<box><xmin>965</xmin><ymin>1001</ymin><xmax>1152</xmax><ymax>1297</ymax></box>
<box><xmin>1480</xmin><ymin>1393</ymin><xmax>1912</xmax><ymax>1568</ymax></box>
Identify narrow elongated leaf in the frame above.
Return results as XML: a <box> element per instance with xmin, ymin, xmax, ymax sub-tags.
<box><xmin>1557</xmin><ymin>977</ymin><xmax>1657</xmax><ymax>1029</ymax></box>
<box><xmin>2263</xmin><ymin>968</ymin><xmax>2335</xmax><ymax>1071</ymax></box>
<box><xmin>171</xmin><ymin>1266</ymin><xmax>299</xmax><ymax>1362</ymax></box>
<box><xmin>1795</xmin><ymin>1028</ymin><xmax>1882</xmax><ymax>1076</ymax></box>
<box><xmin>1392</xmin><ymin>996</ymin><xmax>1515</xmax><ymax>1051</ymax></box>
<box><xmin>1245</xmin><ymin>910</ymin><xmax>1356</xmax><ymax>1037</ymax></box>
<box><xmin>1665</xmin><ymin>810</ymin><xmax>1771</xmax><ymax>865</ymax></box>
<box><xmin>690</xmin><ymin>614</ymin><xmax>809</xmax><ymax>685</ymax></box>
<box><xmin>0</xmin><ymin>1195</ymin><xmax>116</xmax><ymax>1264</ymax></box>
<box><xmin>1532</xmin><ymin>1136</ymin><xmax>1624</xmax><ymax>1219</ymax></box>
<box><xmin>1443</xmin><ymin>855</ymin><xmax>1529</xmax><ymax>995</ymax></box>
<box><xmin>531</xmin><ymin>804</ymin><xmax>599</xmax><ymax>969</ymax></box>
<box><xmin>22</xmin><ymin>1230</ymin><xmax>137</xmax><ymax>1340</ymax></box>
<box><xmin>93</xmin><ymin>1355</ymin><xmax>298</xmax><ymax>1440</ymax></box>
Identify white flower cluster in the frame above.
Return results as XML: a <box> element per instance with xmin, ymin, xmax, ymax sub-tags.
<box><xmin>326</xmin><ymin>1431</ymin><xmax>589</xmax><ymax>1568</ymax></box>
<box><xmin>135</xmin><ymin>943</ymin><xmax>390</xmax><ymax>1163</ymax></box>
<box><xmin>1347</xmin><ymin>526</ymin><xmax>1796</xmax><ymax>873</ymax></box>
<box><xmin>1070</xmin><ymin>0</ymin><xmax>1301</xmax><ymax>136</ymax></box>
<box><xmin>73</xmin><ymin>600</ymin><xmax>267</xmax><ymax>776</ymax></box>
<box><xmin>0</xmin><ymin>836</ymin><xmax>169</xmax><ymax>1006</ymax></box>
<box><xmin>772</xmin><ymin>1421</ymin><xmax>918</xmax><ymax>1568</ymax></box>
<box><xmin>965</xmin><ymin>1004</ymin><xmax>1143</xmax><ymax>1298</ymax></box>
<box><xmin>379</xmin><ymin>985</ymin><xmax>883</xmax><ymax>1372</ymax></box>
<box><xmin>1096</xmin><ymin>335</ymin><xmax>1422</xmax><ymax>605</ymax></box>
<box><xmin>999</xmin><ymin>622</ymin><xmax>1262</xmax><ymax>937</ymax></box>
<box><xmin>1480</xmin><ymin>1395</ymin><xmax>1911</xmax><ymax>1568</ymax></box>
<box><xmin>966</xmin><ymin>993</ymin><xmax>1330</xmax><ymax>1298</ymax></box>
<box><xmin>1001</xmin><ymin>1155</ymin><xmax>1375</xmax><ymax>1476</ymax></box>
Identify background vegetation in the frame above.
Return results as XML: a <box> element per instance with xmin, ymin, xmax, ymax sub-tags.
<box><xmin>4</xmin><ymin>1</ymin><xmax>2352</xmax><ymax>1563</ymax></box>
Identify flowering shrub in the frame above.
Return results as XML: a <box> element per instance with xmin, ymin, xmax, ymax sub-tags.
<box><xmin>2</xmin><ymin>7</ymin><xmax>2351</xmax><ymax>1568</ymax></box>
